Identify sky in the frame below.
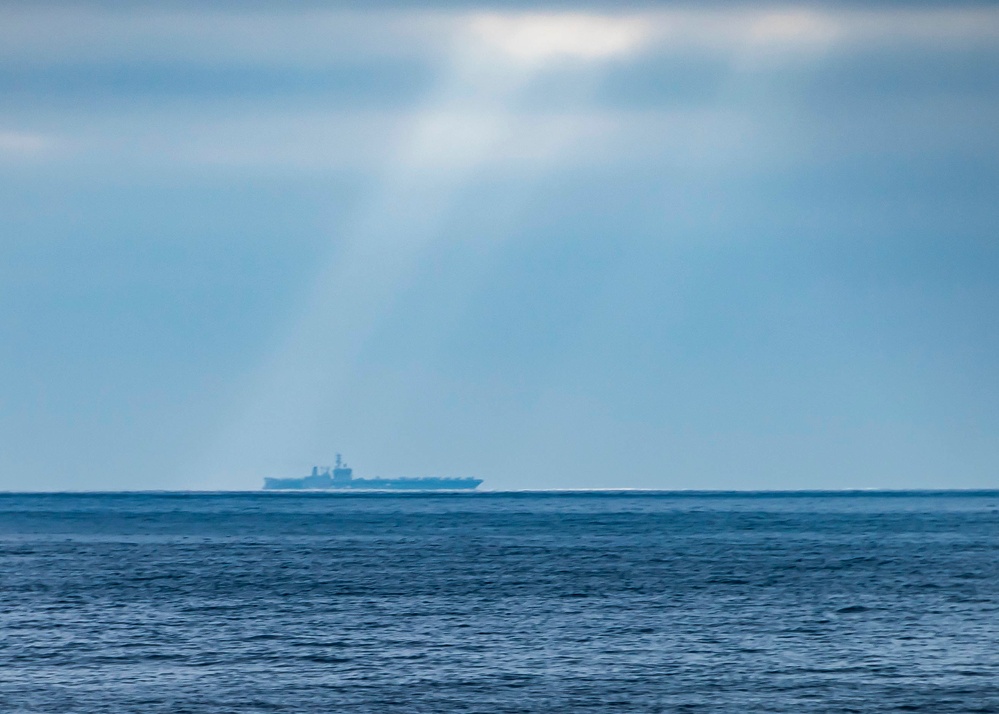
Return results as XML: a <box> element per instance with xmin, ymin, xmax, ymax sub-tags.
<box><xmin>1</xmin><ymin>1</ymin><xmax>997</xmax><ymax>490</ymax></box>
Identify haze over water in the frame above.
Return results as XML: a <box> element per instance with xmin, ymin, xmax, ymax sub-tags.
<box><xmin>3</xmin><ymin>1</ymin><xmax>998</xmax><ymax>490</ymax></box>
<box><xmin>2</xmin><ymin>491</ymin><xmax>997</xmax><ymax>712</ymax></box>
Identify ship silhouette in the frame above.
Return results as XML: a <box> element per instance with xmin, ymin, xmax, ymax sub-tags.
<box><xmin>263</xmin><ymin>454</ymin><xmax>483</xmax><ymax>490</ymax></box>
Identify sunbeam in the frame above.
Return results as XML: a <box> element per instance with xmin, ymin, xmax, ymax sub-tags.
<box><xmin>190</xmin><ymin>12</ymin><xmax>646</xmax><ymax>488</ymax></box>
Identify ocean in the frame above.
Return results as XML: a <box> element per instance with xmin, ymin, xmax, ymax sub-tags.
<box><xmin>0</xmin><ymin>491</ymin><xmax>997</xmax><ymax>713</ymax></box>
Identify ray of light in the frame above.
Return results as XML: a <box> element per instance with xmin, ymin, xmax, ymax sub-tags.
<box><xmin>188</xmin><ymin>12</ymin><xmax>646</xmax><ymax>488</ymax></box>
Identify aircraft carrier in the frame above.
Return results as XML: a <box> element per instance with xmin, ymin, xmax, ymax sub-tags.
<box><xmin>263</xmin><ymin>455</ymin><xmax>483</xmax><ymax>490</ymax></box>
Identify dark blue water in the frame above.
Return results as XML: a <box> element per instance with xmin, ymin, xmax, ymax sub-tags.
<box><xmin>1</xmin><ymin>492</ymin><xmax>997</xmax><ymax>713</ymax></box>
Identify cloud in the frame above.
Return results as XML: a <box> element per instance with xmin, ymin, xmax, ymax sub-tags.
<box><xmin>2</xmin><ymin>4</ymin><xmax>997</xmax><ymax>172</ymax></box>
<box><xmin>18</xmin><ymin>108</ymin><xmax>610</xmax><ymax>171</ymax></box>
<box><xmin>744</xmin><ymin>10</ymin><xmax>841</xmax><ymax>50</ymax></box>
<box><xmin>0</xmin><ymin>7</ymin><xmax>459</xmax><ymax>66</ymax></box>
<box><xmin>3</xmin><ymin>5</ymin><xmax>997</xmax><ymax>71</ymax></box>
<box><xmin>634</xmin><ymin>7</ymin><xmax>999</xmax><ymax>60</ymax></box>
<box><xmin>468</xmin><ymin>12</ymin><xmax>651</xmax><ymax>64</ymax></box>
<box><xmin>0</xmin><ymin>130</ymin><xmax>53</xmax><ymax>155</ymax></box>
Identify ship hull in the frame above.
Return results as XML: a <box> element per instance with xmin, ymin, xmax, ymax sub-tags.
<box><xmin>263</xmin><ymin>477</ymin><xmax>483</xmax><ymax>491</ymax></box>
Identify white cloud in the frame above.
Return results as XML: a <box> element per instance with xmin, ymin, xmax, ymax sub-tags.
<box><xmin>0</xmin><ymin>130</ymin><xmax>53</xmax><ymax>155</ymax></box>
<box><xmin>468</xmin><ymin>13</ymin><xmax>651</xmax><ymax>65</ymax></box>
<box><xmin>628</xmin><ymin>6</ymin><xmax>999</xmax><ymax>60</ymax></box>
<box><xmin>54</xmin><ymin>108</ymin><xmax>616</xmax><ymax>171</ymax></box>
<box><xmin>745</xmin><ymin>10</ymin><xmax>842</xmax><ymax>49</ymax></box>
